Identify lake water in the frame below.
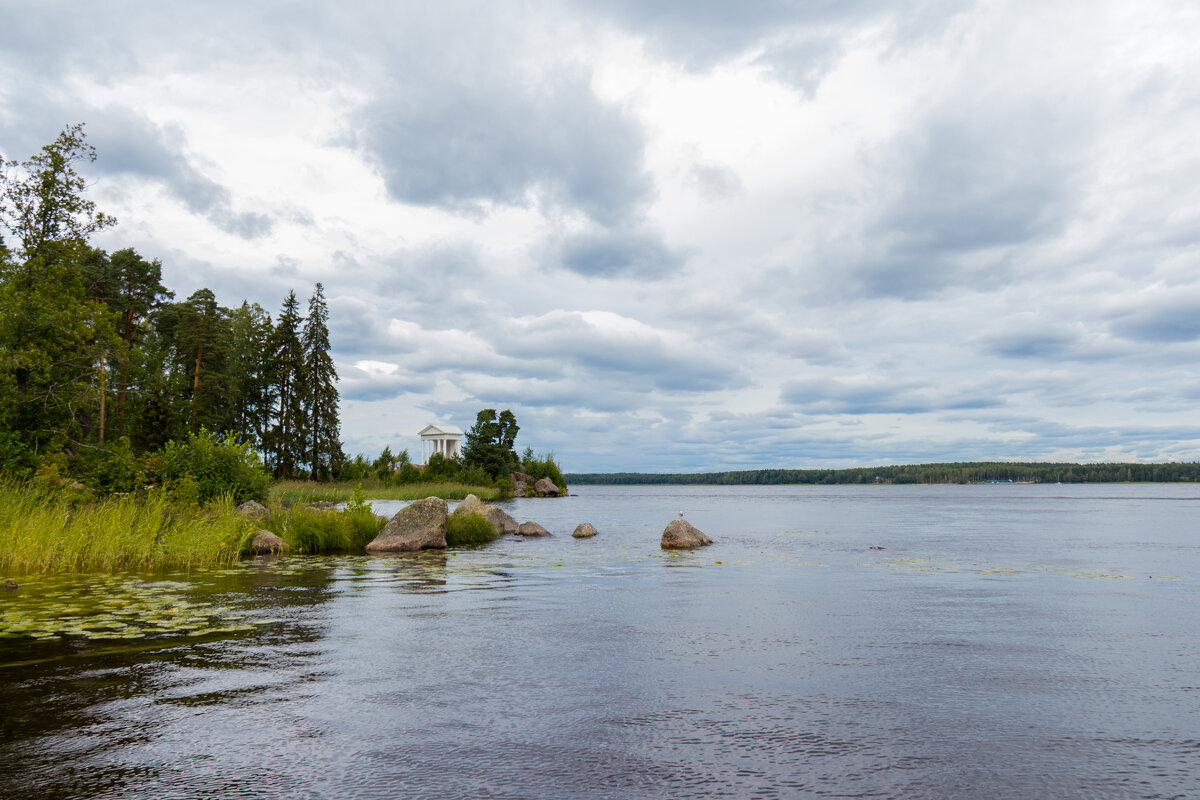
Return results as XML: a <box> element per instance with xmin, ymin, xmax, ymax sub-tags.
<box><xmin>2</xmin><ymin>484</ymin><xmax>1198</xmax><ymax>799</ymax></box>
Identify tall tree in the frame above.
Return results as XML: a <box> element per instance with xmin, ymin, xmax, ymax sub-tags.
<box><xmin>461</xmin><ymin>408</ymin><xmax>520</xmax><ymax>479</ymax></box>
<box><xmin>0</xmin><ymin>124</ymin><xmax>115</xmax><ymax>460</ymax></box>
<box><xmin>228</xmin><ymin>301</ymin><xmax>275</xmax><ymax>452</ymax></box>
<box><xmin>301</xmin><ymin>283</ymin><xmax>342</xmax><ymax>480</ymax></box>
<box><xmin>265</xmin><ymin>290</ymin><xmax>306</xmax><ymax>477</ymax></box>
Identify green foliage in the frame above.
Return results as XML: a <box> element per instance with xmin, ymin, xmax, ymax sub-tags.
<box><xmin>345</xmin><ymin>482</ymin><xmax>371</xmax><ymax>515</ymax></box>
<box><xmin>258</xmin><ymin>504</ymin><xmax>383</xmax><ymax>554</ymax></box>
<box><xmin>270</xmin><ymin>478</ymin><xmax>499</xmax><ymax>504</ymax></box>
<box><xmin>445</xmin><ymin>512</ymin><xmax>501</xmax><ymax>546</ymax></box>
<box><xmin>84</xmin><ymin>436</ymin><xmax>147</xmax><ymax>494</ymax></box>
<box><xmin>0</xmin><ymin>482</ymin><xmax>253</xmax><ymax>572</ymax></box>
<box><xmin>302</xmin><ymin>283</ymin><xmax>341</xmax><ymax>480</ymax></box>
<box><xmin>264</xmin><ymin>290</ymin><xmax>307</xmax><ymax>477</ymax></box>
<box><xmin>339</xmin><ymin>453</ymin><xmax>372</xmax><ymax>481</ymax></box>
<box><xmin>422</xmin><ymin>451</ymin><xmax>463</xmax><ymax>481</ymax></box>
<box><xmin>461</xmin><ymin>408</ymin><xmax>520</xmax><ymax>479</ymax></box>
<box><xmin>156</xmin><ymin>428</ymin><xmax>271</xmax><ymax>505</ymax></box>
<box><xmin>395</xmin><ymin>462</ymin><xmax>421</xmax><ymax>484</ymax></box>
<box><xmin>523</xmin><ymin>451</ymin><xmax>567</xmax><ymax>492</ymax></box>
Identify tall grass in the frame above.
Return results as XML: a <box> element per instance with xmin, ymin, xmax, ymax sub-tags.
<box><xmin>257</xmin><ymin>505</ymin><xmax>385</xmax><ymax>554</ymax></box>
<box><xmin>271</xmin><ymin>479</ymin><xmax>499</xmax><ymax>505</ymax></box>
<box><xmin>445</xmin><ymin>512</ymin><xmax>502</xmax><ymax>546</ymax></box>
<box><xmin>0</xmin><ymin>483</ymin><xmax>253</xmax><ymax>573</ymax></box>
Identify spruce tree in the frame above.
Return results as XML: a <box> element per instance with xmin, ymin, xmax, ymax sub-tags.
<box><xmin>302</xmin><ymin>283</ymin><xmax>342</xmax><ymax>480</ymax></box>
<box><xmin>229</xmin><ymin>302</ymin><xmax>275</xmax><ymax>452</ymax></box>
<box><xmin>266</xmin><ymin>290</ymin><xmax>306</xmax><ymax>477</ymax></box>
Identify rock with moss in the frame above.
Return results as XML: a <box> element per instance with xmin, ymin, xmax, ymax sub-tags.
<box><xmin>366</xmin><ymin>497</ymin><xmax>448</xmax><ymax>553</ymax></box>
<box><xmin>572</xmin><ymin>522</ymin><xmax>598</xmax><ymax>538</ymax></box>
<box><xmin>516</xmin><ymin>521</ymin><xmax>550</xmax><ymax>537</ymax></box>
<box><xmin>250</xmin><ymin>529</ymin><xmax>289</xmax><ymax>554</ymax></box>
<box><xmin>661</xmin><ymin>518</ymin><xmax>712</xmax><ymax>549</ymax></box>
<box><xmin>237</xmin><ymin>500</ymin><xmax>269</xmax><ymax>519</ymax></box>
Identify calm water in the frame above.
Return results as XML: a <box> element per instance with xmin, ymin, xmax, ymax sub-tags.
<box><xmin>2</xmin><ymin>484</ymin><xmax>1198</xmax><ymax>799</ymax></box>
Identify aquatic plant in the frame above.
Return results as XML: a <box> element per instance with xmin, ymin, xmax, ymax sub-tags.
<box><xmin>445</xmin><ymin>512</ymin><xmax>501</xmax><ymax>546</ymax></box>
<box><xmin>0</xmin><ymin>482</ymin><xmax>253</xmax><ymax>572</ymax></box>
<box><xmin>258</xmin><ymin>504</ymin><xmax>384</xmax><ymax>554</ymax></box>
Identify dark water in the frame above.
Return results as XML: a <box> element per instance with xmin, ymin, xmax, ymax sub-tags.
<box><xmin>2</xmin><ymin>484</ymin><xmax>1198</xmax><ymax>799</ymax></box>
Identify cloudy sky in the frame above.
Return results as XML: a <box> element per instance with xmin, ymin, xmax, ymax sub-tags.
<box><xmin>2</xmin><ymin>1</ymin><xmax>1198</xmax><ymax>472</ymax></box>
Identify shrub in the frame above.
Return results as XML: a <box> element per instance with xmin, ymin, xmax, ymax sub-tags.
<box><xmin>156</xmin><ymin>428</ymin><xmax>272</xmax><ymax>505</ymax></box>
<box><xmin>523</xmin><ymin>452</ymin><xmax>567</xmax><ymax>493</ymax></box>
<box><xmin>422</xmin><ymin>452</ymin><xmax>462</xmax><ymax>482</ymax></box>
<box><xmin>445</xmin><ymin>512</ymin><xmax>501</xmax><ymax>546</ymax></box>
<box><xmin>259</xmin><ymin>503</ymin><xmax>384</xmax><ymax>554</ymax></box>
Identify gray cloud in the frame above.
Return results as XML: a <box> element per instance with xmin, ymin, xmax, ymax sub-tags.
<box><xmin>782</xmin><ymin>375</ymin><xmax>1003</xmax><ymax>415</ymax></box>
<box><xmin>550</xmin><ymin>226</ymin><xmax>684</xmax><ymax>279</ymax></box>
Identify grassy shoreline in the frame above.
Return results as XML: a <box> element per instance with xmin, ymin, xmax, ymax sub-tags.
<box><xmin>271</xmin><ymin>479</ymin><xmax>499</xmax><ymax>505</ymax></box>
<box><xmin>1</xmin><ymin>480</ymin><xmax>497</xmax><ymax>575</ymax></box>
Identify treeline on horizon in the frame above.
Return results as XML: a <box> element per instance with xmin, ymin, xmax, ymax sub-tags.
<box><xmin>566</xmin><ymin>461</ymin><xmax>1200</xmax><ymax>485</ymax></box>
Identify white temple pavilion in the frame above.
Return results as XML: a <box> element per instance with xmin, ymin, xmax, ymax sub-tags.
<box><xmin>418</xmin><ymin>424</ymin><xmax>463</xmax><ymax>463</ymax></box>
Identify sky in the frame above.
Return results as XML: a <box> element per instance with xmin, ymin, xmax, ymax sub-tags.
<box><xmin>2</xmin><ymin>1</ymin><xmax>1198</xmax><ymax>473</ymax></box>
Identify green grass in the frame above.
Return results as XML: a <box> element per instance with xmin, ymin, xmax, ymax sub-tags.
<box><xmin>271</xmin><ymin>479</ymin><xmax>499</xmax><ymax>505</ymax></box>
<box><xmin>257</xmin><ymin>505</ymin><xmax>385</xmax><ymax>554</ymax></box>
<box><xmin>445</xmin><ymin>512</ymin><xmax>502</xmax><ymax>546</ymax></box>
<box><xmin>0</xmin><ymin>483</ymin><xmax>254</xmax><ymax>573</ymax></box>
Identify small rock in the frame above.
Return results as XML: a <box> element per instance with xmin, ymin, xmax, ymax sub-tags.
<box><xmin>452</xmin><ymin>494</ymin><xmax>518</xmax><ymax>535</ymax></box>
<box><xmin>366</xmin><ymin>497</ymin><xmax>448</xmax><ymax>553</ymax></box>
<box><xmin>869</xmin><ymin>545</ymin><xmax>886</xmax><ymax>550</ymax></box>
<box><xmin>516</xmin><ymin>521</ymin><xmax>551</xmax><ymax>537</ymax></box>
<box><xmin>661</xmin><ymin>518</ymin><xmax>713</xmax><ymax>549</ymax></box>
<box><xmin>533</xmin><ymin>477</ymin><xmax>561</xmax><ymax>497</ymax></box>
<box><xmin>572</xmin><ymin>523</ymin><xmax>598</xmax><ymax>539</ymax></box>
<box><xmin>4</xmin><ymin>580</ymin><xmax>17</xmax><ymax>590</ymax></box>
<box><xmin>237</xmin><ymin>500</ymin><xmax>269</xmax><ymax>519</ymax></box>
<box><xmin>250</xmin><ymin>529</ymin><xmax>289</xmax><ymax>555</ymax></box>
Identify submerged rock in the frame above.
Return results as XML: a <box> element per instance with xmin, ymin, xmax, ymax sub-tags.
<box><xmin>661</xmin><ymin>519</ymin><xmax>713</xmax><ymax>549</ymax></box>
<box><xmin>366</xmin><ymin>497</ymin><xmax>448</xmax><ymax>553</ymax></box>
<box><xmin>250</xmin><ymin>529</ymin><xmax>289</xmax><ymax>555</ymax></box>
<box><xmin>533</xmin><ymin>477</ymin><xmax>560</xmax><ymax>497</ymax></box>
<box><xmin>236</xmin><ymin>500</ymin><xmax>268</xmax><ymax>519</ymax></box>
<box><xmin>572</xmin><ymin>523</ymin><xmax>598</xmax><ymax>539</ymax></box>
<box><xmin>516</xmin><ymin>521</ymin><xmax>550</xmax><ymax>537</ymax></box>
<box><xmin>4</xmin><ymin>580</ymin><xmax>17</xmax><ymax>590</ymax></box>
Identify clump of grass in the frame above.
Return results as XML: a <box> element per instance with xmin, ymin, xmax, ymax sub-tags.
<box><xmin>445</xmin><ymin>512</ymin><xmax>501</xmax><ymax>546</ymax></box>
<box><xmin>0</xmin><ymin>482</ymin><xmax>253</xmax><ymax>573</ymax></box>
<box><xmin>271</xmin><ymin>480</ymin><xmax>499</xmax><ymax>505</ymax></box>
<box><xmin>258</xmin><ymin>505</ymin><xmax>385</xmax><ymax>554</ymax></box>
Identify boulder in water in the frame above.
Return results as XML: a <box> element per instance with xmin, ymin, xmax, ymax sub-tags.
<box><xmin>533</xmin><ymin>477</ymin><xmax>560</xmax><ymax>497</ymax></box>
<box><xmin>516</xmin><ymin>521</ymin><xmax>550</xmax><ymax>537</ymax></box>
<box><xmin>366</xmin><ymin>497</ymin><xmax>448</xmax><ymax>553</ymax></box>
<box><xmin>572</xmin><ymin>523</ymin><xmax>598</xmax><ymax>538</ymax></box>
<box><xmin>661</xmin><ymin>519</ymin><xmax>712</xmax><ymax>549</ymax></box>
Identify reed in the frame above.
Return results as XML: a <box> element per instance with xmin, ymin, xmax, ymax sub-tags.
<box><xmin>271</xmin><ymin>480</ymin><xmax>499</xmax><ymax>505</ymax></box>
<box><xmin>445</xmin><ymin>512</ymin><xmax>502</xmax><ymax>546</ymax></box>
<box><xmin>0</xmin><ymin>483</ymin><xmax>254</xmax><ymax>573</ymax></box>
<box><xmin>257</xmin><ymin>505</ymin><xmax>384</xmax><ymax>554</ymax></box>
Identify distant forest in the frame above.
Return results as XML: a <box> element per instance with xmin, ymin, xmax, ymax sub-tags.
<box><xmin>566</xmin><ymin>462</ymin><xmax>1200</xmax><ymax>485</ymax></box>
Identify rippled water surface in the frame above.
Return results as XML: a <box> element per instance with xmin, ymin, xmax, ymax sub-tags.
<box><xmin>2</xmin><ymin>484</ymin><xmax>1198</xmax><ymax>799</ymax></box>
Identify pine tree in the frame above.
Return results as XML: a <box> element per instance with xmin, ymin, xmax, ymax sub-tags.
<box><xmin>302</xmin><ymin>283</ymin><xmax>342</xmax><ymax>480</ymax></box>
<box><xmin>229</xmin><ymin>302</ymin><xmax>275</xmax><ymax>452</ymax></box>
<box><xmin>266</xmin><ymin>290</ymin><xmax>306</xmax><ymax>477</ymax></box>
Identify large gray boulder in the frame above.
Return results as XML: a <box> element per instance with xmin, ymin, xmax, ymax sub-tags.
<box><xmin>484</xmin><ymin>505</ymin><xmax>519</xmax><ymax>535</ymax></box>
<box><xmin>366</xmin><ymin>497</ymin><xmax>448</xmax><ymax>553</ymax></box>
<box><xmin>516</xmin><ymin>521</ymin><xmax>551</xmax><ymax>537</ymax></box>
<box><xmin>237</xmin><ymin>500</ymin><xmax>269</xmax><ymax>519</ymax></box>
<box><xmin>572</xmin><ymin>522</ymin><xmax>598</xmax><ymax>538</ymax></box>
<box><xmin>661</xmin><ymin>519</ymin><xmax>713</xmax><ymax>549</ymax></box>
<box><xmin>510</xmin><ymin>471</ymin><xmax>533</xmax><ymax>497</ymax></box>
<box><xmin>452</xmin><ymin>494</ymin><xmax>518</xmax><ymax>535</ymax></box>
<box><xmin>533</xmin><ymin>477</ymin><xmax>560</xmax><ymax>497</ymax></box>
<box><xmin>250</xmin><ymin>529</ymin><xmax>289</xmax><ymax>554</ymax></box>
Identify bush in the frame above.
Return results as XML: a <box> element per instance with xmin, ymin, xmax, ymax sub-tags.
<box><xmin>445</xmin><ymin>511</ymin><xmax>501</xmax><ymax>546</ymax></box>
<box><xmin>156</xmin><ymin>428</ymin><xmax>272</xmax><ymax>505</ymax></box>
<box><xmin>522</xmin><ymin>452</ymin><xmax>567</xmax><ymax>493</ymax></box>
<box><xmin>422</xmin><ymin>452</ymin><xmax>462</xmax><ymax>482</ymax></box>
